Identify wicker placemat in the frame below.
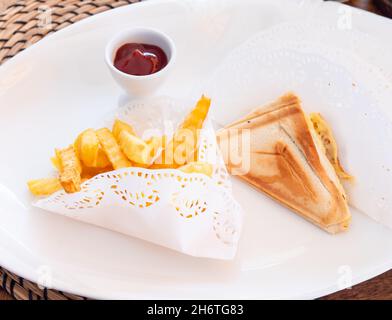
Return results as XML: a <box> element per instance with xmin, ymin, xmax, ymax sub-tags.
<box><xmin>0</xmin><ymin>0</ymin><xmax>139</xmax><ymax>300</ymax></box>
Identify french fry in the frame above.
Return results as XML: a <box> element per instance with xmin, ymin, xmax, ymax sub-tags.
<box><xmin>28</xmin><ymin>96</ymin><xmax>212</xmax><ymax>197</ymax></box>
<box><xmin>145</xmin><ymin>135</ymin><xmax>164</xmax><ymax>149</ymax></box>
<box><xmin>27</xmin><ymin>178</ymin><xmax>63</xmax><ymax>196</ymax></box>
<box><xmin>164</xmin><ymin>128</ymin><xmax>197</xmax><ymax>167</ymax></box>
<box><xmin>96</xmin><ymin>128</ymin><xmax>132</xmax><ymax>169</ymax></box>
<box><xmin>148</xmin><ymin>163</ymin><xmax>172</xmax><ymax>169</ymax></box>
<box><xmin>112</xmin><ymin>119</ymin><xmax>135</xmax><ymax>140</ymax></box>
<box><xmin>179</xmin><ymin>162</ymin><xmax>213</xmax><ymax>177</ymax></box>
<box><xmin>77</xmin><ymin>129</ymin><xmax>98</xmax><ymax>167</ymax></box>
<box><xmin>118</xmin><ymin>130</ymin><xmax>152</xmax><ymax>165</ymax></box>
<box><xmin>146</xmin><ymin>135</ymin><xmax>166</xmax><ymax>162</ymax></box>
<box><xmin>51</xmin><ymin>155</ymin><xmax>61</xmax><ymax>171</ymax></box>
<box><xmin>74</xmin><ymin>129</ymin><xmax>110</xmax><ymax>168</ymax></box>
<box><xmin>159</xmin><ymin>95</ymin><xmax>211</xmax><ymax>167</ymax></box>
<box><xmin>179</xmin><ymin>95</ymin><xmax>211</xmax><ymax>131</ymax></box>
<box><xmin>113</xmin><ymin>119</ymin><xmax>160</xmax><ymax>165</ymax></box>
<box><xmin>56</xmin><ymin>145</ymin><xmax>82</xmax><ymax>193</ymax></box>
<box><xmin>143</xmin><ymin>135</ymin><xmax>167</xmax><ymax>169</ymax></box>
<box><xmin>74</xmin><ymin>131</ymin><xmax>82</xmax><ymax>155</ymax></box>
<box><xmin>94</xmin><ymin>149</ymin><xmax>111</xmax><ymax>168</ymax></box>
<box><xmin>81</xmin><ymin>164</ymin><xmax>114</xmax><ymax>180</ymax></box>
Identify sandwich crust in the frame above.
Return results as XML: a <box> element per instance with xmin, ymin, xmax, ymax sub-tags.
<box><xmin>217</xmin><ymin>93</ymin><xmax>351</xmax><ymax>233</ymax></box>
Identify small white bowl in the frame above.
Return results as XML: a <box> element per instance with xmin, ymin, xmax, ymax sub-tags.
<box><xmin>105</xmin><ymin>27</ymin><xmax>176</xmax><ymax>97</ymax></box>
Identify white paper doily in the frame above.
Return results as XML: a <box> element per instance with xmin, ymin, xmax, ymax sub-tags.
<box><xmin>34</xmin><ymin>97</ymin><xmax>242</xmax><ymax>259</ymax></box>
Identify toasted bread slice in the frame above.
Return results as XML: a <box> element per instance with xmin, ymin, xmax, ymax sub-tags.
<box><xmin>217</xmin><ymin>93</ymin><xmax>351</xmax><ymax>233</ymax></box>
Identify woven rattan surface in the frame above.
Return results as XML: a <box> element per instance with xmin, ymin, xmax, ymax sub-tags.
<box><xmin>0</xmin><ymin>0</ymin><xmax>139</xmax><ymax>300</ymax></box>
<box><xmin>0</xmin><ymin>0</ymin><xmax>138</xmax><ymax>64</ymax></box>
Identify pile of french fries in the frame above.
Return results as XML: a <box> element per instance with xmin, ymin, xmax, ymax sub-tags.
<box><xmin>28</xmin><ymin>96</ymin><xmax>213</xmax><ymax>196</ymax></box>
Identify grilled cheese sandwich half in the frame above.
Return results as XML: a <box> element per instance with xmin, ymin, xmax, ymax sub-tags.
<box><xmin>217</xmin><ymin>93</ymin><xmax>351</xmax><ymax>233</ymax></box>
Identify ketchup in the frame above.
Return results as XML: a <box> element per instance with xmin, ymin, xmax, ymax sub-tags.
<box><xmin>113</xmin><ymin>43</ymin><xmax>168</xmax><ymax>76</ymax></box>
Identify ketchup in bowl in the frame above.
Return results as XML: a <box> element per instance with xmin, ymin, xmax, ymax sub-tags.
<box><xmin>113</xmin><ymin>43</ymin><xmax>168</xmax><ymax>76</ymax></box>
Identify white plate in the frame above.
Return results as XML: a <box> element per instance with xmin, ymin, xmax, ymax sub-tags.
<box><xmin>1</xmin><ymin>0</ymin><xmax>392</xmax><ymax>299</ymax></box>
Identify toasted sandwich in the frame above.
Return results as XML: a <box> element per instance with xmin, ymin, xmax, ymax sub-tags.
<box><xmin>217</xmin><ymin>93</ymin><xmax>351</xmax><ymax>233</ymax></box>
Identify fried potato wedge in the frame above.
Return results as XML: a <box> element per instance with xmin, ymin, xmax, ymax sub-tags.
<box><xmin>28</xmin><ymin>96</ymin><xmax>212</xmax><ymax>197</ymax></box>
<box><xmin>75</xmin><ymin>129</ymin><xmax>110</xmax><ymax>168</ymax></box>
<box><xmin>179</xmin><ymin>95</ymin><xmax>211</xmax><ymax>131</ymax></box>
<box><xmin>148</xmin><ymin>163</ymin><xmax>172</xmax><ymax>169</ymax></box>
<box><xmin>160</xmin><ymin>95</ymin><xmax>211</xmax><ymax>167</ymax></box>
<box><xmin>146</xmin><ymin>135</ymin><xmax>164</xmax><ymax>149</ymax></box>
<box><xmin>129</xmin><ymin>136</ymin><xmax>166</xmax><ymax>168</ymax></box>
<box><xmin>81</xmin><ymin>164</ymin><xmax>114</xmax><ymax>180</ymax></box>
<box><xmin>51</xmin><ymin>155</ymin><xmax>61</xmax><ymax>171</ymax></box>
<box><xmin>179</xmin><ymin>162</ymin><xmax>213</xmax><ymax>177</ymax></box>
<box><xmin>118</xmin><ymin>131</ymin><xmax>153</xmax><ymax>165</ymax></box>
<box><xmin>94</xmin><ymin>149</ymin><xmax>111</xmax><ymax>168</ymax></box>
<box><xmin>146</xmin><ymin>135</ymin><xmax>166</xmax><ymax>161</ymax></box>
<box><xmin>27</xmin><ymin>178</ymin><xmax>63</xmax><ymax>196</ymax></box>
<box><xmin>147</xmin><ymin>135</ymin><xmax>166</xmax><ymax>164</ymax></box>
<box><xmin>310</xmin><ymin>113</ymin><xmax>353</xmax><ymax>181</ymax></box>
<box><xmin>56</xmin><ymin>145</ymin><xmax>82</xmax><ymax>193</ymax></box>
<box><xmin>112</xmin><ymin>119</ymin><xmax>136</xmax><ymax>141</ymax></box>
<box><xmin>164</xmin><ymin>128</ymin><xmax>198</xmax><ymax>167</ymax></box>
<box><xmin>96</xmin><ymin>128</ymin><xmax>132</xmax><ymax>169</ymax></box>
<box><xmin>78</xmin><ymin>129</ymin><xmax>99</xmax><ymax>167</ymax></box>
